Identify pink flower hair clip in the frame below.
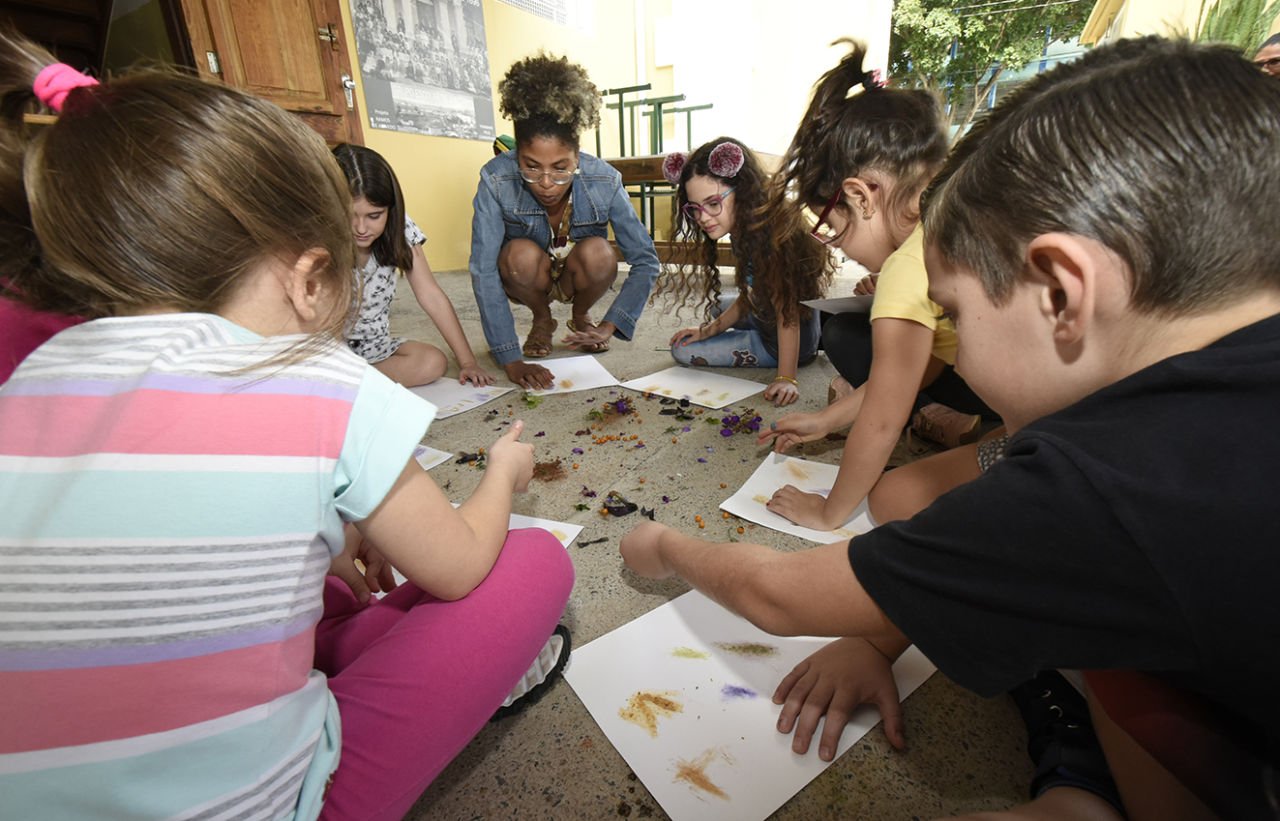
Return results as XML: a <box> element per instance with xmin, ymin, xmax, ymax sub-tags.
<box><xmin>708</xmin><ymin>142</ymin><xmax>745</xmax><ymax>178</ymax></box>
<box><xmin>662</xmin><ymin>151</ymin><xmax>688</xmax><ymax>185</ymax></box>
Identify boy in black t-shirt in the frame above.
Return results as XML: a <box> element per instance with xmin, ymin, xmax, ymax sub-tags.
<box><xmin>621</xmin><ymin>37</ymin><xmax>1280</xmax><ymax>820</ymax></box>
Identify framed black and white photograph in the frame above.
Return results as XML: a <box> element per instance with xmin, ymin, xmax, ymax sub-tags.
<box><xmin>352</xmin><ymin>0</ymin><xmax>495</xmax><ymax>141</ymax></box>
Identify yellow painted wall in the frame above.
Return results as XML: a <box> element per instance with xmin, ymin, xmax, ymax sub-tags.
<box><xmin>339</xmin><ymin>0</ymin><xmax>643</xmax><ymax>270</ymax></box>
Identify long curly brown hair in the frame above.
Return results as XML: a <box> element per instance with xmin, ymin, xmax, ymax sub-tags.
<box><xmin>498</xmin><ymin>53</ymin><xmax>600</xmax><ymax>149</ymax></box>
<box><xmin>656</xmin><ymin>137</ymin><xmax>832</xmax><ymax>326</ymax></box>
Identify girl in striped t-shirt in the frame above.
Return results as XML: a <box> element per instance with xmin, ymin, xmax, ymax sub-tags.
<box><xmin>0</xmin><ymin>33</ymin><xmax>571</xmax><ymax>821</ymax></box>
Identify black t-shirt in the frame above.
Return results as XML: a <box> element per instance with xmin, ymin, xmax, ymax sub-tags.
<box><xmin>849</xmin><ymin>312</ymin><xmax>1280</xmax><ymax>752</ymax></box>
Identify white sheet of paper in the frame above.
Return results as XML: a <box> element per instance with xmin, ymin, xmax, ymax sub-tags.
<box><xmin>412</xmin><ymin>444</ymin><xmax>452</xmax><ymax>471</ymax></box>
<box><xmin>565</xmin><ymin>590</ymin><xmax>936</xmax><ymax>821</ymax></box>
<box><xmin>507</xmin><ymin>512</ymin><xmax>584</xmax><ymax>549</ymax></box>
<box><xmin>719</xmin><ymin>454</ymin><xmax>875</xmax><ymax>543</ymax></box>
<box><xmin>526</xmin><ymin>354</ymin><xmax>620</xmax><ymax>395</ymax></box>
<box><xmin>390</xmin><ymin>512</ymin><xmax>582</xmax><ymax>589</ymax></box>
<box><xmin>620</xmin><ymin>366</ymin><xmax>763</xmax><ymax>409</ymax></box>
<box><xmin>800</xmin><ymin>295</ymin><xmax>873</xmax><ymax>314</ymax></box>
<box><xmin>407</xmin><ymin>380</ymin><xmax>513</xmax><ymax>419</ymax></box>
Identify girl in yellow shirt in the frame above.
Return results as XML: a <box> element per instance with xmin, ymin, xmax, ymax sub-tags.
<box><xmin>760</xmin><ymin>41</ymin><xmax>1002</xmax><ymax>530</ymax></box>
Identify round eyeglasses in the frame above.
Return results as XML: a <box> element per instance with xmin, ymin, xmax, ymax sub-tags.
<box><xmin>808</xmin><ymin>189</ymin><xmax>844</xmax><ymax>245</ymax></box>
<box><xmin>520</xmin><ymin>167</ymin><xmax>580</xmax><ymax>186</ymax></box>
<box><xmin>681</xmin><ymin>187</ymin><xmax>734</xmax><ymax>221</ymax></box>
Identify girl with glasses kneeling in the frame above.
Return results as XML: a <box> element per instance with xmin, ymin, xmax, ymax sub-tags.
<box><xmin>660</xmin><ymin>137</ymin><xmax>833</xmax><ymax>407</ymax></box>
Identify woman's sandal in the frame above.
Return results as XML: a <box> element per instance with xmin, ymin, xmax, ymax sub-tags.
<box><xmin>522</xmin><ymin>316</ymin><xmax>557</xmax><ymax>359</ymax></box>
<box><xmin>492</xmin><ymin>624</ymin><xmax>571</xmax><ymax>720</ymax></box>
<box><xmin>567</xmin><ymin>316</ymin><xmax>610</xmax><ymax>353</ymax></box>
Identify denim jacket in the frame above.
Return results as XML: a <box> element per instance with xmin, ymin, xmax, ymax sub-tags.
<box><xmin>468</xmin><ymin>151</ymin><xmax>659</xmax><ymax>365</ymax></box>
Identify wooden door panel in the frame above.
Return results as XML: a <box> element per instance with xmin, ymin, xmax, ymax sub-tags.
<box><xmin>204</xmin><ymin>0</ymin><xmax>332</xmax><ymax>113</ymax></box>
<box><xmin>177</xmin><ymin>0</ymin><xmax>362</xmax><ymax>143</ymax></box>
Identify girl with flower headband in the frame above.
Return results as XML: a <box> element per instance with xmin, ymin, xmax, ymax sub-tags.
<box><xmin>468</xmin><ymin>53</ymin><xmax>660</xmax><ymax>390</ymax></box>
<box><xmin>0</xmin><ymin>31</ymin><xmax>573</xmax><ymax>821</ymax></box>
<box><xmin>659</xmin><ymin>137</ymin><xmax>833</xmax><ymax>406</ymax></box>
<box><xmin>758</xmin><ymin>40</ymin><xmax>1002</xmax><ymax>530</ymax></box>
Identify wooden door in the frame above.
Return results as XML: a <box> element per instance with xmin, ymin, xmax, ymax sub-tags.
<box><xmin>177</xmin><ymin>0</ymin><xmax>363</xmax><ymax>144</ymax></box>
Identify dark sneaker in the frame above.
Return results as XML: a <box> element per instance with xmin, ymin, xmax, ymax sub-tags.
<box><xmin>1009</xmin><ymin>670</ymin><xmax>1125</xmax><ymax>813</ymax></box>
<box><xmin>492</xmin><ymin>624</ymin><xmax>571</xmax><ymax>720</ymax></box>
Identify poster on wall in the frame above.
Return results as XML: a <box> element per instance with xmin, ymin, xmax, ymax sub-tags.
<box><xmin>351</xmin><ymin>0</ymin><xmax>495</xmax><ymax>141</ymax></box>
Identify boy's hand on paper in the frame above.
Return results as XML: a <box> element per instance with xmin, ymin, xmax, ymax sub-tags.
<box><xmin>766</xmin><ymin>485</ymin><xmax>831</xmax><ymax>529</ymax></box>
<box><xmin>773</xmin><ymin>636</ymin><xmax>905</xmax><ymax>761</ymax></box>
<box><xmin>487</xmin><ymin>419</ymin><xmax>534</xmax><ymax>493</ymax></box>
<box><xmin>620</xmin><ymin>520</ymin><xmax>677</xmax><ymax>579</ymax></box>
<box><xmin>757</xmin><ymin>412</ymin><xmax>827</xmax><ymax>452</ymax></box>
<box><xmin>852</xmin><ymin>274</ymin><xmax>878</xmax><ymax>296</ymax></box>
<box><xmin>504</xmin><ymin>360</ymin><xmax>554</xmax><ymax>390</ymax></box>
<box><xmin>458</xmin><ymin>362</ymin><xmax>495</xmax><ymax>386</ymax></box>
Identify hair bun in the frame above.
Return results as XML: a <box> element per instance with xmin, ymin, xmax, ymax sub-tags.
<box><xmin>662</xmin><ymin>151</ymin><xmax>688</xmax><ymax>184</ymax></box>
<box><xmin>708</xmin><ymin>142</ymin><xmax>745</xmax><ymax>177</ymax></box>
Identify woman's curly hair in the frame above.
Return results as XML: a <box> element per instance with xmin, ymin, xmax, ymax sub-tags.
<box><xmin>499</xmin><ymin>53</ymin><xmax>600</xmax><ymax>148</ymax></box>
<box><xmin>655</xmin><ymin>137</ymin><xmax>833</xmax><ymax>327</ymax></box>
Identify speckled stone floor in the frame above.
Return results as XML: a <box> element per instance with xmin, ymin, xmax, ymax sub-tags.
<box><xmin>393</xmin><ymin>269</ymin><xmax>1032</xmax><ymax>820</ymax></box>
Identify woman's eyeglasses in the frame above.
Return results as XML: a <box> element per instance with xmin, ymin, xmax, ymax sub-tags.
<box><xmin>519</xmin><ymin>167</ymin><xmax>580</xmax><ymax>186</ymax></box>
<box><xmin>681</xmin><ymin>188</ymin><xmax>734</xmax><ymax>221</ymax></box>
<box><xmin>809</xmin><ymin>189</ymin><xmax>844</xmax><ymax>245</ymax></box>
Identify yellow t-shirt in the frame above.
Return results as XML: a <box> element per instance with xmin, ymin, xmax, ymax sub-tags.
<box><xmin>868</xmin><ymin>224</ymin><xmax>957</xmax><ymax>366</ymax></box>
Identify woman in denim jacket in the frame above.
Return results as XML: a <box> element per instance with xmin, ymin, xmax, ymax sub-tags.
<box><xmin>469</xmin><ymin>53</ymin><xmax>659</xmax><ymax>389</ymax></box>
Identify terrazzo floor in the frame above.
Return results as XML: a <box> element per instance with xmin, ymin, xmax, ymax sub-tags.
<box><xmin>391</xmin><ymin>268</ymin><xmax>1032</xmax><ymax>820</ymax></box>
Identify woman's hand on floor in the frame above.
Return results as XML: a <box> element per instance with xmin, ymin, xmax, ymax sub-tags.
<box><xmin>773</xmin><ymin>636</ymin><xmax>905</xmax><ymax>761</ymax></box>
<box><xmin>504</xmin><ymin>360</ymin><xmax>555</xmax><ymax>390</ymax></box>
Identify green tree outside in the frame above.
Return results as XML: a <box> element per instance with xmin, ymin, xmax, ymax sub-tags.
<box><xmin>889</xmin><ymin>0</ymin><xmax>1091</xmax><ymax>138</ymax></box>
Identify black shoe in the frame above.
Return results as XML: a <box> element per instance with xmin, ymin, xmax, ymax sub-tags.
<box><xmin>1008</xmin><ymin>671</ymin><xmax>1125</xmax><ymax>814</ymax></box>
<box><xmin>492</xmin><ymin>625</ymin><xmax>571</xmax><ymax>721</ymax></box>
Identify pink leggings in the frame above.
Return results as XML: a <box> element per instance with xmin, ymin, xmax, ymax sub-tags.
<box><xmin>314</xmin><ymin>528</ymin><xmax>574</xmax><ymax>821</ymax></box>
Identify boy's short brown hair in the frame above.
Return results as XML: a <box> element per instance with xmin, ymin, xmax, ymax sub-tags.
<box><xmin>923</xmin><ymin>37</ymin><xmax>1280</xmax><ymax>315</ymax></box>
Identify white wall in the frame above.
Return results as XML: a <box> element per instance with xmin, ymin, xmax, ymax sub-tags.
<box><xmin>656</xmin><ymin>0</ymin><xmax>893</xmax><ymax>155</ymax></box>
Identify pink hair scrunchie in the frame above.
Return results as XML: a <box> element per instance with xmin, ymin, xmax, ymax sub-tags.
<box><xmin>33</xmin><ymin>63</ymin><xmax>99</xmax><ymax>113</ymax></box>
